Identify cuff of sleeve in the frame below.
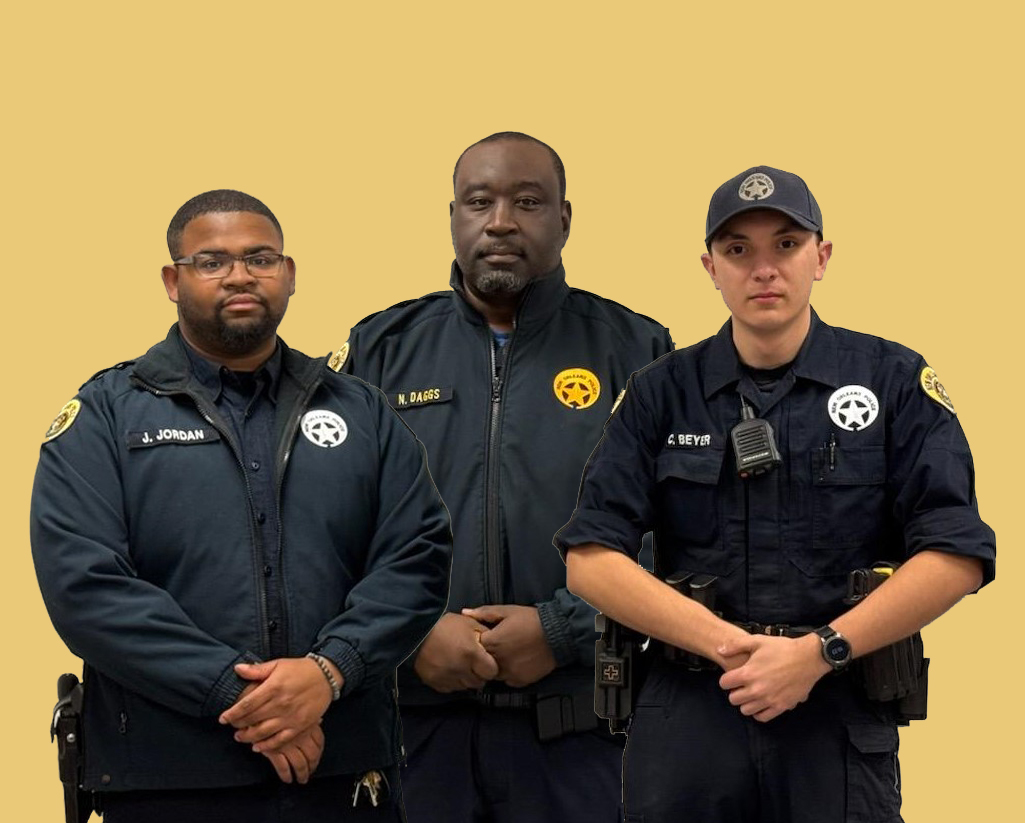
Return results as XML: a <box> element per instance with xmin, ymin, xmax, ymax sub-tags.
<box><xmin>315</xmin><ymin>638</ymin><xmax>366</xmax><ymax>696</ymax></box>
<box><xmin>904</xmin><ymin>508</ymin><xmax>996</xmax><ymax>588</ymax></box>
<box><xmin>202</xmin><ymin>651</ymin><xmax>261</xmax><ymax>717</ymax></box>
<box><xmin>554</xmin><ymin>509</ymin><xmax>643</xmax><ymax>561</ymax></box>
<box><xmin>536</xmin><ymin>599</ymin><xmax>577</xmax><ymax>668</ymax></box>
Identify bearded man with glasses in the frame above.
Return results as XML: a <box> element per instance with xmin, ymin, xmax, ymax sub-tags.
<box><xmin>31</xmin><ymin>189</ymin><xmax>452</xmax><ymax>822</ymax></box>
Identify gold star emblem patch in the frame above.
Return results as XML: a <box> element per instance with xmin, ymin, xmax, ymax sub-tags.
<box><xmin>554</xmin><ymin>368</ymin><xmax>601</xmax><ymax>410</ymax></box>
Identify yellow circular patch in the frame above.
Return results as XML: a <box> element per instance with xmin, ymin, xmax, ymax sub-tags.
<box><xmin>920</xmin><ymin>366</ymin><xmax>955</xmax><ymax>414</ymax></box>
<box><xmin>554</xmin><ymin>368</ymin><xmax>601</xmax><ymax>410</ymax></box>
<box><xmin>328</xmin><ymin>341</ymin><xmax>350</xmax><ymax>373</ymax></box>
<box><xmin>44</xmin><ymin>398</ymin><xmax>81</xmax><ymax>441</ymax></box>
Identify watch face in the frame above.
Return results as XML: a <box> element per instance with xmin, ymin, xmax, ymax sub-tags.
<box><xmin>825</xmin><ymin>637</ymin><xmax>851</xmax><ymax>664</ymax></box>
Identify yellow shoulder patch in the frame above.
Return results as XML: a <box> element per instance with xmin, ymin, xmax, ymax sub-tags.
<box><xmin>920</xmin><ymin>366</ymin><xmax>955</xmax><ymax>414</ymax></box>
<box><xmin>44</xmin><ymin>398</ymin><xmax>82</xmax><ymax>442</ymax></box>
<box><xmin>328</xmin><ymin>341</ymin><xmax>350</xmax><ymax>373</ymax></box>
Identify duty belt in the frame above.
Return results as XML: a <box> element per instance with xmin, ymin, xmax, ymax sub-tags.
<box><xmin>475</xmin><ymin>691</ymin><xmax>598</xmax><ymax>741</ymax></box>
<box><xmin>730</xmin><ymin>621</ymin><xmax>815</xmax><ymax>638</ymax></box>
<box><xmin>662</xmin><ymin>622</ymin><xmax>816</xmax><ymax>669</ymax></box>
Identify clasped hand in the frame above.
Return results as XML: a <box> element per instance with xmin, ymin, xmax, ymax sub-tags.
<box><xmin>716</xmin><ymin>633</ymin><xmax>831</xmax><ymax>723</ymax></box>
<box><xmin>219</xmin><ymin>657</ymin><xmax>339</xmax><ymax>783</ymax></box>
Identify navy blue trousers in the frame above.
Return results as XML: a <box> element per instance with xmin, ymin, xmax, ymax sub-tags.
<box><xmin>623</xmin><ymin>660</ymin><xmax>903</xmax><ymax>823</ymax></box>
<box><xmin>99</xmin><ymin>768</ymin><xmax>404</xmax><ymax>823</ymax></box>
<box><xmin>400</xmin><ymin>702</ymin><xmax>624</xmax><ymax>823</ymax></box>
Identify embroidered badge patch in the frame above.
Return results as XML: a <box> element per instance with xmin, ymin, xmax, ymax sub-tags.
<box><xmin>827</xmin><ymin>385</ymin><xmax>879</xmax><ymax>432</ymax></box>
<box><xmin>739</xmin><ymin>172</ymin><xmax>775</xmax><ymax>201</ymax></box>
<box><xmin>920</xmin><ymin>367</ymin><xmax>955</xmax><ymax>414</ymax></box>
<box><xmin>554</xmin><ymin>368</ymin><xmax>601</xmax><ymax>410</ymax></box>
<box><xmin>301</xmin><ymin>409</ymin><xmax>348</xmax><ymax>448</ymax></box>
<box><xmin>44</xmin><ymin>398</ymin><xmax>81</xmax><ymax>442</ymax></box>
<box><xmin>327</xmin><ymin>342</ymin><xmax>350</xmax><ymax>373</ymax></box>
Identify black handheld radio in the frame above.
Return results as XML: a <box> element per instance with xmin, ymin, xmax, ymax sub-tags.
<box><xmin>730</xmin><ymin>399</ymin><xmax>782</xmax><ymax>478</ymax></box>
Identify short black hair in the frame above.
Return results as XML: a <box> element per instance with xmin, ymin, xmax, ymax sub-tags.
<box><xmin>167</xmin><ymin>190</ymin><xmax>282</xmax><ymax>259</ymax></box>
<box><xmin>453</xmin><ymin>132</ymin><xmax>567</xmax><ymax>201</ymax></box>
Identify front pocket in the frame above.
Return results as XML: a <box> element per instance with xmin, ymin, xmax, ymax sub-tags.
<box><xmin>845</xmin><ymin>723</ymin><xmax>902</xmax><ymax>822</ymax></box>
<box><xmin>654</xmin><ymin>449</ymin><xmax>725</xmax><ymax>550</ymax></box>
<box><xmin>811</xmin><ymin>446</ymin><xmax>887</xmax><ymax>549</ymax></box>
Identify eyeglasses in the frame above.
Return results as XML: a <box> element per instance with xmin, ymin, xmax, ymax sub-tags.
<box><xmin>173</xmin><ymin>252</ymin><xmax>289</xmax><ymax>279</ymax></box>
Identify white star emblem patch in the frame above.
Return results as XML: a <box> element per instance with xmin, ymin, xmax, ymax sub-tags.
<box><xmin>827</xmin><ymin>385</ymin><xmax>879</xmax><ymax>432</ymax></box>
<box><xmin>301</xmin><ymin>409</ymin><xmax>348</xmax><ymax>448</ymax></box>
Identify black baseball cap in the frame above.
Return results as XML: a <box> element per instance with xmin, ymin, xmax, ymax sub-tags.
<box><xmin>705</xmin><ymin>166</ymin><xmax>822</xmax><ymax>247</ymax></box>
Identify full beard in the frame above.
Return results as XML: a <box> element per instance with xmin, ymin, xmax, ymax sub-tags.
<box><xmin>178</xmin><ymin>294</ymin><xmax>285</xmax><ymax>357</ymax></box>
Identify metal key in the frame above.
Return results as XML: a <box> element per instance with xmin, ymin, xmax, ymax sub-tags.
<box><xmin>352</xmin><ymin>770</ymin><xmax>383</xmax><ymax>808</ymax></box>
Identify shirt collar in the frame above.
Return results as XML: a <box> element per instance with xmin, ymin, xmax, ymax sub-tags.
<box><xmin>183</xmin><ymin>340</ymin><xmax>284</xmax><ymax>404</ymax></box>
<box><xmin>701</xmin><ymin>308</ymin><xmax>839</xmax><ymax>400</ymax></box>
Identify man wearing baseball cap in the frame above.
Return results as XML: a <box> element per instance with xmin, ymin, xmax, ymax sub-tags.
<box><xmin>555</xmin><ymin>166</ymin><xmax>995</xmax><ymax>821</ymax></box>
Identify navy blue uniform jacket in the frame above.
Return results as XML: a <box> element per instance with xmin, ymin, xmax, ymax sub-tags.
<box><xmin>31</xmin><ymin>326</ymin><xmax>453</xmax><ymax>790</ymax></box>
<box><xmin>340</xmin><ymin>264</ymin><xmax>672</xmax><ymax>703</ymax></box>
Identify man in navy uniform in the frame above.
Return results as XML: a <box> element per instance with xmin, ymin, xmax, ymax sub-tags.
<box><xmin>337</xmin><ymin>133</ymin><xmax>672</xmax><ymax>822</ymax></box>
<box><xmin>32</xmin><ymin>190</ymin><xmax>452</xmax><ymax>822</ymax></box>
<box><xmin>558</xmin><ymin>166</ymin><xmax>995</xmax><ymax>822</ymax></box>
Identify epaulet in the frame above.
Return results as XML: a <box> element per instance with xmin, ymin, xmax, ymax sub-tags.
<box><xmin>351</xmin><ymin>292</ymin><xmax>449</xmax><ymax>329</ymax></box>
<box><xmin>566</xmin><ymin>287</ymin><xmax>665</xmax><ymax>328</ymax></box>
<box><xmin>80</xmin><ymin>360</ymin><xmax>135</xmax><ymax>390</ymax></box>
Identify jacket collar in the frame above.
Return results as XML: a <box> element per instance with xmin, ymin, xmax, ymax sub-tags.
<box><xmin>701</xmin><ymin>308</ymin><xmax>840</xmax><ymax>400</ymax></box>
<box><xmin>132</xmin><ymin>324</ymin><xmax>324</xmax><ymax>398</ymax></box>
<box><xmin>448</xmin><ymin>260</ymin><xmax>570</xmax><ymax>332</ymax></box>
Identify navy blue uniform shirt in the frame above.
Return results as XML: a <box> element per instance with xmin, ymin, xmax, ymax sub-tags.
<box><xmin>556</xmin><ymin>310</ymin><xmax>995</xmax><ymax>627</ymax></box>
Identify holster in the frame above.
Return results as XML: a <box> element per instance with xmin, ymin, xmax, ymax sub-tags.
<box><xmin>51</xmin><ymin>673</ymin><xmax>92</xmax><ymax>823</ymax></box>
<box><xmin>594</xmin><ymin>613</ymin><xmax>648</xmax><ymax>733</ymax></box>
<box><xmin>845</xmin><ymin>563</ymin><xmax>929</xmax><ymax>721</ymax></box>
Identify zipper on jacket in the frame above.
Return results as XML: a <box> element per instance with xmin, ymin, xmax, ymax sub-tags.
<box><xmin>131</xmin><ymin>379</ymin><xmax>272</xmax><ymax>658</ymax></box>
<box><xmin>482</xmin><ymin>333</ymin><xmax>511</xmax><ymax>603</ymax></box>
<box><xmin>271</xmin><ymin>375</ymin><xmax>324</xmax><ymax>655</ymax></box>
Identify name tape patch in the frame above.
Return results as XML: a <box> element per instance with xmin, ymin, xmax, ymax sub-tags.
<box><xmin>387</xmin><ymin>386</ymin><xmax>453</xmax><ymax>409</ymax></box>
<box><xmin>127</xmin><ymin>427</ymin><xmax>220</xmax><ymax>448</ymax></box>
<box><xmin>666</xmin><ymin>432</ymin><xmax>713</xmax><ymax>448</ymax></box>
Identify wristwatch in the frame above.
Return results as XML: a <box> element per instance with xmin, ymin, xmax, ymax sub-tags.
<box><xmin>814</xmin><ymin>626</ymin><xmax>852</xmax><ymax>671</ymax></box>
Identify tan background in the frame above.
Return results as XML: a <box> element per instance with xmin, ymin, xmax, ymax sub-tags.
<box><xmin>3</xmin><ymin>1</ymin><xmax>1016</xmax><ymax>819</ymax></box>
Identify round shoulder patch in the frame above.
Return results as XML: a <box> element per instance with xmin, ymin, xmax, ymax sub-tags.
<box><xmin>827</xmin><ymin>385</ymin><xmax>879</xmax><ymax>432</ymax></box>
<box><xmin>44</xmin><ymin>398</ymin><xmax>81</xmax><ymax>442</ymax></box>
<box><xmin>920</xmin><ymin>367</ymin><xmax>955</xmax><ymax>414</ymax></box>
<box><xmin>301</xmin><ymin>409</ymin><xmax>348</xmax><ymax>448</ymax></box>
<box><xmin>739</xmin><ymin>172</ymin><xmax>774</xmax><ymax>202</ymax></box>
<box><xmin>554</xmin><ymin>368</ymin><xmax>601</xmax><ymax>410</ymax></box>
<box><xmin>327</xmin><ymin>341</ymin><xmax>350</xmax><ymax>373</ymax></box>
